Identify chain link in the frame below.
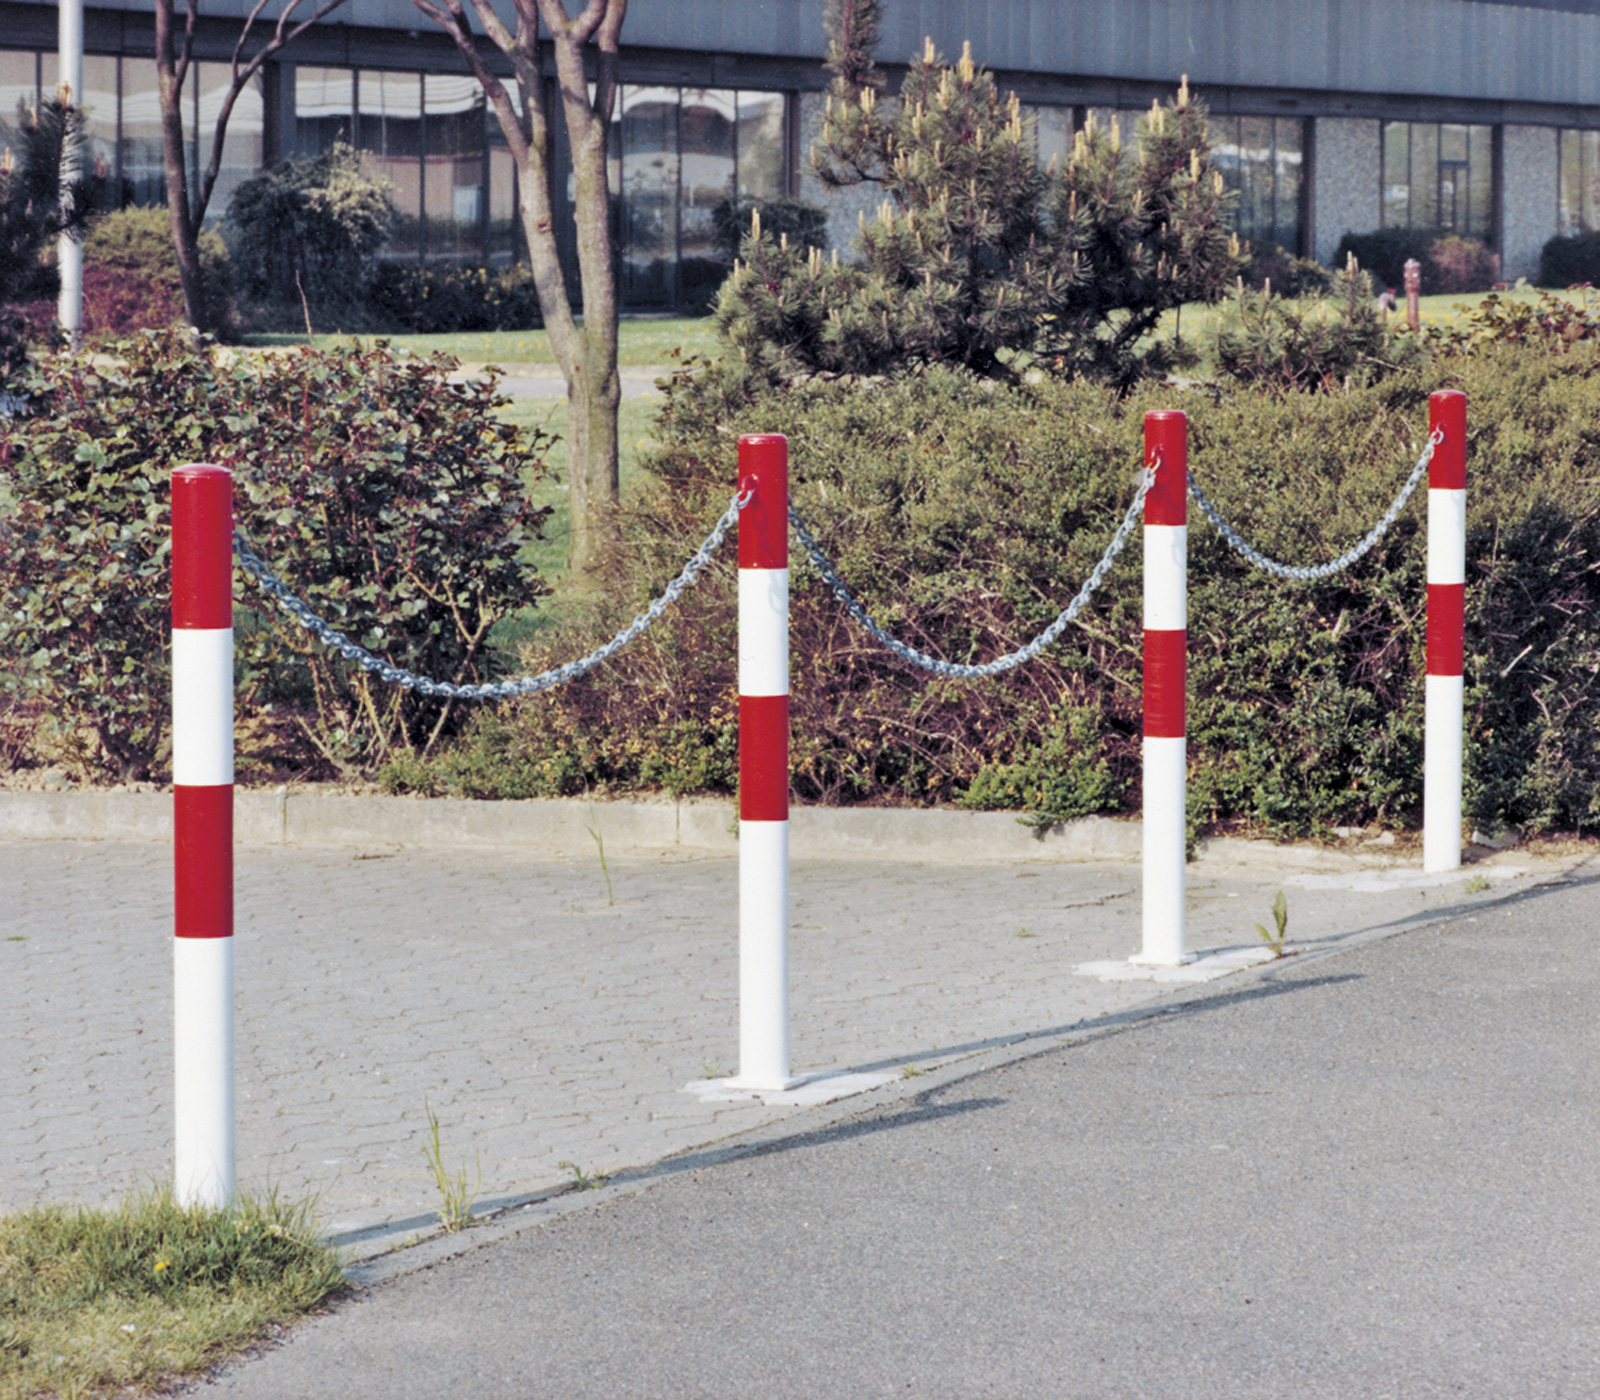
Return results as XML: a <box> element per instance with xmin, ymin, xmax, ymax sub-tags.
<box><xmin>232</xmin><ymin>492</ymin><xmax>747</xmax><ymax>701</ymax></box>
<box><xmin>788</xmin><ymin>467</ymin><xmax>1155</xmax><ymax>679</ymax></box>
<box><xmin>1187</xmin><ymin>429</ymin><xmax>1442</xmax><ymax>581</ymax></box>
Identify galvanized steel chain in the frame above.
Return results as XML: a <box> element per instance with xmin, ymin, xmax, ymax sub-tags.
<box><xmin>787</xmin><ymin>465</ymin><xmax>1156</xmax><ymax>679</ymax></box>
<box><xmin>231</xmin><ymin>491</ymin><xmax>747</xmax><ymax>700</ymax></box>
<box><xmin>1187</xmin><ymin>429</ymin><xmax>1443</xmax><ymax>581</ymax></box>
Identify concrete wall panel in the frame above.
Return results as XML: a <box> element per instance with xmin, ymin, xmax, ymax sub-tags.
<box><xmin>1313</xmin><ymin>116</ymin><xmax>1382</xmax><ymax>265</ymax></box>
<box><xmin>1501</xmin><ymin>123</ymin><xmax>1558</xmax><ymax>280</ymax></box>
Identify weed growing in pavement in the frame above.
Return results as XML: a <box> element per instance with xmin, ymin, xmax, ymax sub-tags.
<box><xmin>900</xmin><ymin>1062</ymin><xmax>924</xmax><ymax>1080</ymax></box>
<box><xmin>1464</xmin><ymin>873</ymin><xmax>1491</xmax><ymax>894</ymax></box>
<box><xmin>557</xmin><ymin>1161</ymin><xmax>609</xmax><ymax>1191</ymax></box>
<box><xmin>423</xmin><ymin>1099</ymin><xmax>481</xmax><ymax>1232</ymax></box>
<box><xmin>1254</xmin><ymin>890</ymin><xmax>1290</xmax><ymax>958</ymax></box>
<box><xmin>699</xmin><ymin>1063</ymin><xmax>725</xmax><ymax>1080</ymax></box>
<box><xmin>584</xmin><ymin>791</ymin><xmax>615</xmax><ymax>906</ymax></box>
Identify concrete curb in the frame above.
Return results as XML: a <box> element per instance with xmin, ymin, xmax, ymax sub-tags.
<box><xmin>0</xmin><ymin>789</ymin><xmax>1514</xmax><ymax>875</ymax></box>
<box><xmin>0</xmin><ymin>789</ymin><xmax>1145</xmax><ymax>863</ymax></box>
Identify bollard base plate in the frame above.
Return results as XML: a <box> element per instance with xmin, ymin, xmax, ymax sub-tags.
<box><xmin>685</xmin><ymin>1070</ymin><xmax>897</xmax><ymax>1107</ymax></box>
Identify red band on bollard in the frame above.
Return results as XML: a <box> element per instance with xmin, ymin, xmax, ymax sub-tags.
<box><xmin>1429</xmin><ymin>392</ymin><xmax>1467</xmax><ymax>492</ymax></box>
<box><xmin>738</xmin><ymin>435</ymin><xmax>789</xmax><ymax>570</ymax></box>
<box><xmin>1143</xmin><ymin>630</ymin><xmax>1187</xmax><ymax>738</ymax></box>
<box><xmin>740</xmin><ymin>694</ymin><xmax>789</xmax><ymax>821</ymax></box>
<box><xmin>1144</xmin><ymin>411</ymin><xmax>1188</xmax><ymax>527</ymax></box>
<box><xmin>1426</xmin><ymin>583</ymin><xmax>1466</xmax><ymax>677</ymax></box>
<box><xmin>173</xmin><ymin>465</ymin><xmax>234</xmax><ymax>630</ymax></box>
<box><xmin>175</xmin><ymin>785</ymin><xmax>234</xmax><ymax>938</ymax></box>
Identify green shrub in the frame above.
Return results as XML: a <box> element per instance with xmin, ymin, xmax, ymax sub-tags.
<box><xmin>1333</xmin><ymin>227</ymin><xmax>1499</xmax><ymax>296</ymax></box>
<box><xmin>1332</xmin><ymin>227</ymin><xmax>1439</xmax><ymax>291</ymax></box>
<box><xmin>1539</xmin><ymin>231</ymin><xmax>1600</xmax><ymax>288</ymax></box>
<box><xmin>0</xmin><ymin>332</ymin><xmax>552</xmax><ymax>781</ymax></box>
<box><xmin>1243</xmin><ymin>243</ymin><xmax>1332</xmax><ymax>298</ymax></box>
<box><xmin>1214</xmin><ymin>262</ymin><xmax>1421</xmax><ymax>390</ymax></box>
<box><xmin>223</xmin><ymin>144</ymin><xmax>395</xmax><ymax>311</ymax></box>
<box><xmin>712</xmin><ymin>197</ymin><xmax>828</xmax><ymax>263</ymax></box>
<box><xmin>367</xmin><ymin>260</ymin><xmax>544</xmax><ymax>334</ymax></box>
<box><xmin>440</xmin><ymin>344</ymin><xmax>1600</xmax><ymax>839</ymax></box>
<box><xmin>1426</xmin><ymin>234</ymin><xmax>1500</xmax><ymax>294</ymax></box>
<box><xmin>1425</xmin><ymin>288</ymin><xmax>1600</xmax><ymax>354</ymax></box>
<box><xmin>82</xmin><ymin>205</ymin><xmax>238</xmax><ymax>337</ymax></box>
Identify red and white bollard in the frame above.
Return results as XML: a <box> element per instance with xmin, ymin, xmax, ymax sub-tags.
<box><xmin>1424</xmin><ymin>391</ymin><xmax>1467</xmax><ymax>873</ymax></box>
<box><xmin>733</xmin><ymin>434</ymin><xmax>799</xmax><ymax>1090</ymax></box>
<box><xmin>171</xmin><ymin>464</ymin><xmax>236</xmax><ymax>1209</ymax></box>
<box><xmin>1139</xmin><ymin>412</ymin><xmax>1189</xmax><ymax>966</ymax></box>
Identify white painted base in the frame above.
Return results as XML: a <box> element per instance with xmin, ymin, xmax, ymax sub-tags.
<box><xmin>174</xmin><ymin>936</ymin><xmax>235</xmax><ymax>1209</ymax></box>
<box><xmin>738</xmin><ymin>819</ymin><xmax>791</xmax><ymax>1089</ymax></box>
<box><xmin>1077</xmin><ymin>944</ymin><xmax>1278</xmax><ymax>985</ymax></box>
<box><xmin>1141</xmin><ymin>735</ymin><xmax>1188</xmax><ymax>965</ymax></box>
<box><xmin>686</xmin><ymin>1069</ymin><xmax>898</xmax><ymax>1106</ymax></box>
<box><xmin>1424</xmin><ymin>673</ymin><xmax>1464</xmax><ymax>874</ymax></box>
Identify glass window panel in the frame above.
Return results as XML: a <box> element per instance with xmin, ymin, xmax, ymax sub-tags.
<box><xmin>1560</xmin><ymin>130</ymin><xmax>1582</xmax><ymax>237</ymax></box>
<box><xmin>359</xmin><ymin>71</ymin><xmax>422</xmax><ymax>255</ymax></box>
<box><xmin>0</xmin><ymin>51</ymin><xmax>36</xmax><ymax>155</ymax></box>
<box><xmin>120</xmin><ymin>59</ymin><xmax>166</xmax><ymax>207</ymax></box>
<box><xmin>1580</xmin><ymin>131</ymin><xmax>1593</xmax><ymax>235</ymax></box>
<box><xmin>1273</xmin><ymin>118</ymin><xmax>1304</xmax><ymax>252</ymax></box>
<box><xmin>1467</xmin><ymin>124</ymin><xmax>1493</xmax><ymax>239</ymax></box>
<box><xmin>1440</xmin><ymin>123</ymin><xmax>1469</xmax><ymax>164</ymax></box>
<box><xmin>1383</xmin><ymin>122</ymin><xmax>1410</xmax><ymax>227</ymax></box>
<box><xmin>1239</xmin><ymin>116</ymin><xmax>1275</xmax><ymax>245</ymax></box>
<box><xmin>1410</xmin><ymin>123</ymin><xmax>1439</xmax><ymax>227</ymax></box>
<box><xmin>1033</xmin><ymin>104</ymin><xmax>1071</xmax><ymax>173</ymax></box>
<box><xmin>195</xmin><ymin>62</ymin><xmax>262</xmax><ymax>225</ymax></box>
<box><xmin>294</xmin><ymin>65</ymin><xmax>354</xmax><ymax>157</ymax></box>
<box><xmin>737</xmin><ymin>91</ymin><xmax>785</xmax><ymax>201</ymax></box>
<box><xmin>425</xmin><ymin>73</ymin><xmax>484</xmax><ymax>258</ymax></box>
<box><xmin>1212</xmin><ymin>115</ymin><xmax>1244</xmax><ymax>227</ymax></box>
<box><xmin>487</xmin><ymin>138</ymin><xmax>517</xmax><ymax>262</ymax></box>
<box><xmin>620</xmin><ymin>85</ymin><xmax>678</xmax><ymax>307</ymax></box>
<box><xmin>681</xmin><ymin>88</ymin><xmax>736</xmax><ymax>310</ymax></box>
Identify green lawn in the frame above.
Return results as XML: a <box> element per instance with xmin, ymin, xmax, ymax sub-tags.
<box><xmin>500</xmin><ymin>392</ymin><xmax>664</xmax><ymax>588</ymax></box>
<box><xmin>245</xmin><ymin>316</ymin><xmax>721</xmax><ymax>368</ymax></box>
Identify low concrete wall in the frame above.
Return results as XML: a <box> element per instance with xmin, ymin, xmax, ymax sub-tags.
<box><xmin>0</xmin><ymin>790</ymin><xmax>1142</xmax><ymax>865</ymax></box>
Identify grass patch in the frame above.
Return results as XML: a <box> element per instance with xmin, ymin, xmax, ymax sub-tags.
<box><xmin>495</xmin><ymin>394</ymin><xmax>663</xmax><ymax>640</ymax></box>
<box><xmin>244</xmin><ymin>316</ymin><xmax>720</xmax><ymax>367</ymax></box>
<box><xmin>0</xmin><ymin>1189</ymin><xmax>346</xmax><ymax>1400</ymax></box>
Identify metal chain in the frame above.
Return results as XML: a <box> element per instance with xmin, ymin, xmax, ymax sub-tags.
<box><xmin>1187</xmin><ymin>429</ymin><xmax>1443</xmax><ymax>581</ymax></box>
<box><xmin>788</xmin><ymin>466</ymin><xmax>1155</xmax><ymax>680</ymax></box>
<box><xmin>232</xmin><ymin>492</ymin><xmax>747</xmax><ymax>701</ymax></box>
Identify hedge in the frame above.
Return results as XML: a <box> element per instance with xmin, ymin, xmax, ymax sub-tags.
<box><xmin>396</xmin><ymin>343</ymin><xmax>1600</xmax><ymax>839</ymax></box>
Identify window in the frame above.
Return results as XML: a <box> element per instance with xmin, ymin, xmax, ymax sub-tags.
<box><xmin>1558</xmin><ymin>129</ymin><xmax>1600</xmax><ymax>237</ymax></box>
<box><xmin>1211</xmin><ymin>114</ymin><xmax>1304</xmax><ymax>254</ymax></box>
<box><xmin>195</xmin><ymin>63</ymin><xmax>263</xmax><ymax>224</ymax></box>
<box><xmin>424</xmin><ymin>74</ymin><xmax>486</xmax><ymax>258</ymax></box>
<box><xmin>1032</xmin><ymin>104</ymin><xmax>1071</xmax><ymax>172</ymax></box>
<box><xmin>295</xmin><ymin>66</ymin><xmax>355</xmax><ymax>155</ymax></box>
<box><xmin>1382</xmin><ymin>121</ymin><xmax>1493</xmax><ymax>239</ymax></box>
<box><xmin>605</xmin><ymin>84</ymin><xmax>791</xmax><ymax>309</ymax></box>
<box><xmin>359</xmin><ymin>71</ymin><xmax>423</xmax><ymax>255</ymax></box>
<box><xmin>120</xmin><ymin>60</ymin><xmax>165</xmax><ymax>207</ymax></box>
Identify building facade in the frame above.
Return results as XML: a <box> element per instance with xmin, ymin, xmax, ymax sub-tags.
<box><xmin>7</xmin><ymin>0</ymin><xmax>1600</xmax><ymax>309</ymax></box>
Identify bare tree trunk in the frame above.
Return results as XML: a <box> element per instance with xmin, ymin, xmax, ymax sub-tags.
<box><xmin>413</xmin><ymin>0</ymin><xmax>626</xmax><ymax>591</ymax></box>
<box><xmin>154</xmin><ymin>0</ymin><xmax>206</xmax><ymax>330</ymax></box>
<box><xmin>155</xmin><ymin>0</ymin><xmax>350</xmax><ymax>332</ymax></box>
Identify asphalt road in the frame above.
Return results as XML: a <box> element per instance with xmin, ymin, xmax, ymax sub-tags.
<box><xmin>185</xmin><ymin>859</ymin><xmax>1600</xmax><ymax>1399</ymax></box>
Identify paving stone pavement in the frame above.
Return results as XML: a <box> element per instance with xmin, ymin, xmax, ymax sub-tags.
<box><xmin>0</xmin><ymin>833</ymin><xmax>1568</xmax><ymax>1256</ymax></box>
